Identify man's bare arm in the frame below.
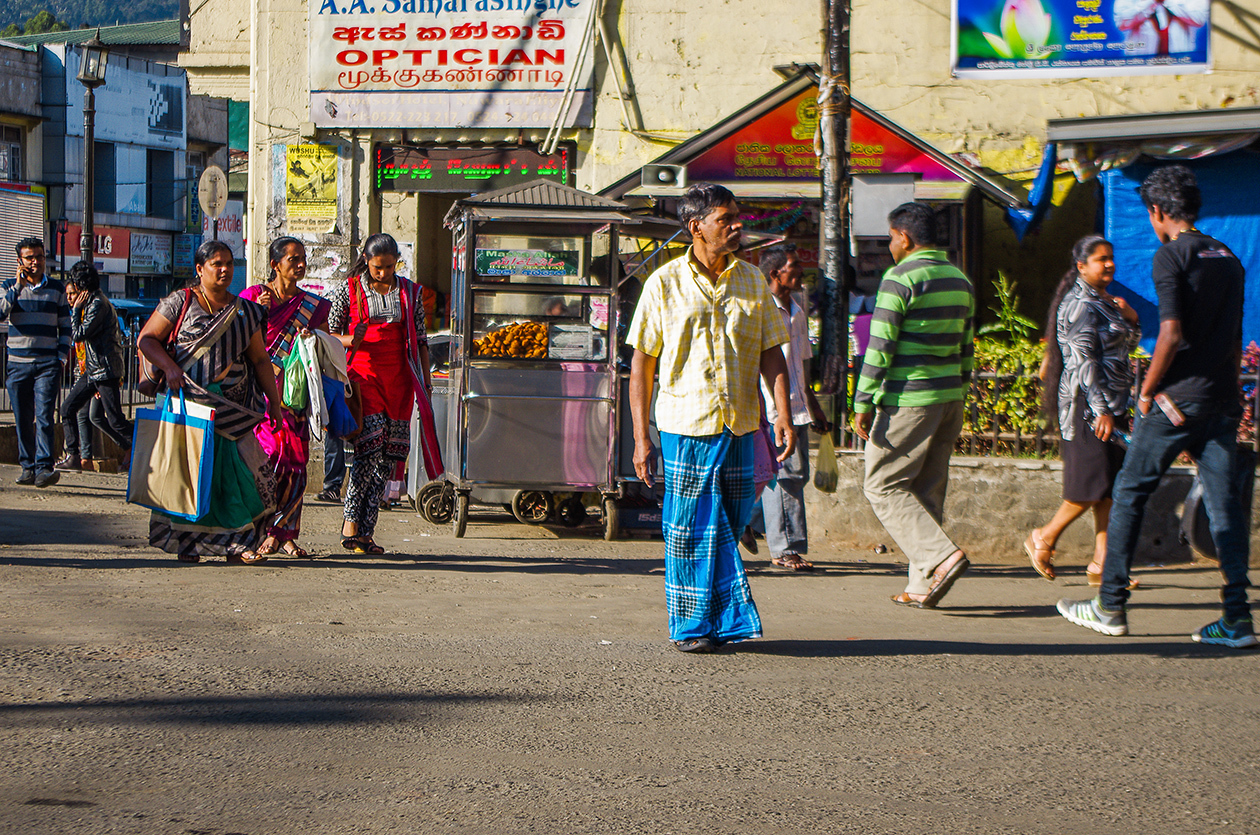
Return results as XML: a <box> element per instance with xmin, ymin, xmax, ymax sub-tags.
<box><xmin>760</xmin><ymin>346</ymin><xmax>796</xmax><ymax>461</ymax></box>
<box><xmin>629</xmin><ymin>349</ymin><xmax>658</xmax><ymax>486</ymax></box>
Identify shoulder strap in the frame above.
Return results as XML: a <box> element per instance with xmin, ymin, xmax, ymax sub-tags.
<box><xmin>167</xmin><ymin>288</ymin><xmax>195</xmax><ymax>349</ymax></box>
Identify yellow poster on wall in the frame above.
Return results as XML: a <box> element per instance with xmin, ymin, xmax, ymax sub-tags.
<box><xmin>286</xmin><ymin>144</ymin><xmax>338</xmax><ymax>234</ymax></box>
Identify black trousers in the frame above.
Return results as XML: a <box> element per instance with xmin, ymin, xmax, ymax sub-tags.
<box><xmin>61</xmin><ymin>376</ymin><xmax>133</xmax><ymax>455</ymax></box>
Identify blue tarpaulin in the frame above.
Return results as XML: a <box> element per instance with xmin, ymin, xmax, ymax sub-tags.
<box><xmin>1102</xmin><ymin>150</ymin><xmax>1260</xmax><ymax>353</ymax></box>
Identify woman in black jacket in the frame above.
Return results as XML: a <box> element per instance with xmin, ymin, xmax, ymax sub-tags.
<box><xmin>54</xmin><ymin>261</ymin><xmax>133</xmax><ymax>470</ymax></box>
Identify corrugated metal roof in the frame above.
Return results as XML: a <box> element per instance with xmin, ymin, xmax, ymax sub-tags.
<box><xmin>6</xmin><ymin>19</ymin><xmax>179</xmax><ymax>47</ymax></box>
<box><xmin>462</xmin><ymin>178</ymin><xmax>626</xmax><ymax>209</ymax></box>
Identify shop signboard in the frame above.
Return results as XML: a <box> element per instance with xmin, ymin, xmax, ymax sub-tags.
<box><xmin>307</xmin><ymin>0</ymin><xmax>595</xmax><ymax>128</ymax></box>
<box><xmin>686</xmin><ymin>89</ymin><xmax>960</xmax><ymax>184</ymax></box>
<box><xmin>64</xmin><ymin>224</ymin><xmax>130</xmax><ymax>274</ymax></box>
<box><xmin>376</xmin><ymin>144</ymin><xmax>572</xmax><ymax>192</ymax></box>
<box><xmin>202</xmin><ymin>199</ymin><xmax>246</xmax><ymax>260</ymax></box>
<box><xmin>952</xmin><ymin>0</ymin><xmax>1210</xmax><ymax>78</ymax></box>
<box><xmin>474</xmin><ymin>247</ymin><xmax>579</xmax><ymax>278</ymax></box>
<box><xmin>130</xmin><ymin>232</ymin><xmax>174</xmax><ymax>275</ymax></box>
<box><xmin>173</xmin><ymin>233</ymin><xmax>202</xmax><ymax>278</ymax></box>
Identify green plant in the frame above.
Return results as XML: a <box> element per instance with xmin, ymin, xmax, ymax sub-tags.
<box><xmin>978</xmin><ymin>272</ymin><xmax>1038</xmax><ymax>342</ymax></box>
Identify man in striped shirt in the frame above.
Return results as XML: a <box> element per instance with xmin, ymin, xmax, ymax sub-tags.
<box><xmin>854</xmin><ymin>203</ymin><xmax>975</xmax><ymax>608</ymax></box>
<box><xmin>1</xmin><ymin>238</ymin><xmax>72</xmax><ymax>487</ymax></box>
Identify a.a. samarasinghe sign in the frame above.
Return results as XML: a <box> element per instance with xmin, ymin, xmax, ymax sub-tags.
<box><xmin>952</xmin><ymin>0</ymin><xmax>1210</xmax><ymax>78</ymax></box>
<box><xmin>308</xmin><ymin>0</ymin><xmax>596</xmax><ymax>129</ymax></box>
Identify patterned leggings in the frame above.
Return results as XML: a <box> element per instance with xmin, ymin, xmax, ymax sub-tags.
<box><xmin>342</xmin><ymin>412</ymin><xmax>409</xmax><ymax>539</ymax></box>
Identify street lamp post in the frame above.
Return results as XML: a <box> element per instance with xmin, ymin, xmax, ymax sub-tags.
<box><xmin>76</xmin><ymin>31</ymin><xmax>110</xmax><ymax>267</ymax></box>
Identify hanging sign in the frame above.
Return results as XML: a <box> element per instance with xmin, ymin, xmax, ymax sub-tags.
<box><xmin>308</xmin><ymin>0</ymin><xmax>596</xmax><ymax>129</ymax></box>
<box><xmin>952</xmin><ymin>0</ymin><xmax>1210</xmax><ymax>78</ymax></box>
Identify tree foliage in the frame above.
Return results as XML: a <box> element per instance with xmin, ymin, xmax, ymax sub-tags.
<box><xmin>1</xmin><ymin>1</ymin><xmax>177</xmax><ymax>34</ymax></box>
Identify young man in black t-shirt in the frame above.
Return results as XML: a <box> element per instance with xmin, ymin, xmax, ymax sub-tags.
<box><xmin>1058</xmin><ymin>165</ymin><xmax>1255</xmax><ymax>648</ymax></box>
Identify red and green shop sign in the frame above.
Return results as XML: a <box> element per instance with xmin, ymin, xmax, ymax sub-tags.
<box><xmin>685</xmin><ymin>88</ymin><xmax>960</xmax><ymax>184</ymax></box>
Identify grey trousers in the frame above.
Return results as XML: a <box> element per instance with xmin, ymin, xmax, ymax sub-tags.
<box><xmin>761</xmin><ymin>423</ymin><xmax>810</xmax><ymax>557</ymax></box>
<box><xmin>863</xmin><ymin>401</ymin><xmax>964</xmax><ymax>595</ymax></box>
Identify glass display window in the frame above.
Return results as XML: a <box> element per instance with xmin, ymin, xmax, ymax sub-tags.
<box><xmin>470</xmin><ymin>291</ymin><xmax>610</xmax><ymax>361</ymax></box>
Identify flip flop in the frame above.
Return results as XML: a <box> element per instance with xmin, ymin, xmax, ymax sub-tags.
<box><xmin>739</xmin><ymin>526</ymin><xmax>758</xmax><ymax>555</ymax></box>
<box><xmin>256</xmin><ymin>538</ymin><xmax>281</xmax><ymax>557</ymax></box>
<box><xmin>771</xmin><ymin>553</ymin><xmax>815</xmax><ymax>571</ymax></box>
<box><xmin>890</xmin><ymin>591</ymin><xmax>927</xmax><ymax>608</ymax></box>
<box><xmin>1024</xmin><ymin>529</ymin><xmax>1055</xmax><ymax>581</ymax></box>
<box><xmin>280</xmin><ymin>542</ymin><xmax>310</xmax><ymax>558</ymax></box>
<box><xmin>921</xmin><ymin>555</ymin><xmax>970</xmax><ymax>609</ymax></box>
<box><xmin>227</xmin><ymin>551</ymin><xmax>268</xmax><ymax>565</ymax></box>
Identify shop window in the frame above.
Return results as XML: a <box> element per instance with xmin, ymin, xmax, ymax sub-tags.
<box><xmin>93</xmin><ymin>141</ymin><xmax>116</xmax><ymax>213</ymax></box>
<box><xmin>147</xmin><ymin>148</ymin><xmax>175</xmax><ymax>219</ymax></box>
<box><xmin>0</xmin><ymin>125</ymin><xmax>21</xmax><ymax>182</ymax></box>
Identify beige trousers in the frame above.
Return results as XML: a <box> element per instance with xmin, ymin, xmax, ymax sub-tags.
<box><xmin>863</xmin><ymin>401</ymin><xmax>965</xmax><ymax>595</ymax></box>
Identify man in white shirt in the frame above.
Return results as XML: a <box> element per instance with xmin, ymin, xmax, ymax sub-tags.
<box><xmin>751</xmin><ymin>244</ymin><xmax>831</xmax><ymax>571</ymax></box>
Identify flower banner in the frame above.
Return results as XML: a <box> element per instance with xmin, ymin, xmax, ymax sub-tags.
<box><xmin>952</xmin><ymin>0</ymin><xmax>1210</xmax><ymax>78</ymax></box>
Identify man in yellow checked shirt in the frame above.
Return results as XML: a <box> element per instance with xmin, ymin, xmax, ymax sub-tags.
<box><xmin>626</xmin><ymin>183</ymin><xmax>795</xmax><ymax>653</ymax></box>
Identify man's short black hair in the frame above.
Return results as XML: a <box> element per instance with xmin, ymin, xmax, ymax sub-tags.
<box><xmin>1139</xmin><ymin>164</ymin><xmax>1201</xmax><ymax>222</ymax></box>
<box><xmin>887</xmin><ymin>202</ymin><xmax>937</xmax><ymax>248</ymax></box>
<box><xmin>678</xmin><ymin>183</ymin><xmax>737</xmax><ymax>228</ymax></box>
<box><xmin>758</xmin><ymin>243</ymin><xmax>797</xmax><ymax>280</ymax></box>
<box><xmin>69</xmin><ymin>260</ymin><xmax>101</xmax><ymax>293</ymax></box>
<box><xmin>15</xmin><ymin>237</ymin><xmax>45</xmax><ymax>256</ymax></box>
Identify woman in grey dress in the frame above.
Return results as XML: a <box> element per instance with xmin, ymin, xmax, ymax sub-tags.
<box><xmin>1025</xmin><ymin>235</ymin><xmax>1140</xmax><ymax>583</ymax></box>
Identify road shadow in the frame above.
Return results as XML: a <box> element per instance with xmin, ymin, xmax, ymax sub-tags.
<box><xmin>738</xmin><ymin>638</ymin><xmax>1254</xmax><ymax>660</ymax></box>
<box><xmin>0</xmin><ymin>689</ymin><xmax>532</xmax><ymax>728</ymax></box>
<box><xmin>0</xmin><ymin>508</ymin><xmax>135</xmax><ymax>548</ymax></box>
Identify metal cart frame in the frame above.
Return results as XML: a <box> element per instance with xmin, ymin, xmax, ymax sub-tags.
<box><xmin>435</xmin><ymin>180</ymin><xmax>641</xmax><ymax>539</ymax></box>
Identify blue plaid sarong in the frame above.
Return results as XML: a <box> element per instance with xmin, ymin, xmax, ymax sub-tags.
<box><xmin>660</xmin><ymin>430</ymin><xmax>762</xmax><ymax>643</ymax></box>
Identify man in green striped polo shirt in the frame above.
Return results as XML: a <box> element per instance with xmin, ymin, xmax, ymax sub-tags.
<box><xmin>854</xmin><ymin>203</ymin><xmax>975</xmax><ymax>609</ymax></box>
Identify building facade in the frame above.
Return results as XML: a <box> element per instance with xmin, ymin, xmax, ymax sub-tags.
<box><xmin>178</xmin><ymin>0</ymin><xmax>1260</xmax><ymax>322</ymax></box>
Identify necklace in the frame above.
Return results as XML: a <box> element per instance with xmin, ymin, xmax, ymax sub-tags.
<box><xmin>194</xmin><ymin>286</ymin><xmax>230</xmax><ymax>314</ymax></box>
<box><xmin>1170</xmin><ymin>226</ymin><xmax>1200</xmax><ymax>241</ymax></box>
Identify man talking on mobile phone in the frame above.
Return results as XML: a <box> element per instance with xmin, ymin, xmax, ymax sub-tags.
<box><xmin>1</xmin><ymin>237</ymin><xmax>73</xmax><ymax>488</ymax></box>
<box><xmin>1057</xmin><ymin>166</ymin><xmax>1255</xmax><ymax>648</ymax></box>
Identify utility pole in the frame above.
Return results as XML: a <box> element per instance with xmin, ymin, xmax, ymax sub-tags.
<box><xmin>820</xmin><ymin>0</ymin><xmax>851</xmax><ymax>435</ymax></box>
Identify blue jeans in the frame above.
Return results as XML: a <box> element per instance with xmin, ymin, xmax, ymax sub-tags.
<box><xmin>1101</xmin><ymin>400</ymin><xmax>1251</xmax><ymax>622</ymax></box>
<box><xmin>759</xmin><ymin>423</ymin><xmax>810</xmax><ymax>557</ymax></box>
<box><xmin>6</xmin><ymin>358</ymin><xmax>62</xmax><ymax>473</ymax></box>
<box><xmin>323</xmin><ymin>431</ymin><xmax>347</xmax><ymax>493</ymax></box>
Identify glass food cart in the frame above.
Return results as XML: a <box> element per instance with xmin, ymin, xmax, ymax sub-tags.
<box><xmin>430</xmin><ymin>180</ymin><xmax>641</xmax><ymax>539</ymax></box>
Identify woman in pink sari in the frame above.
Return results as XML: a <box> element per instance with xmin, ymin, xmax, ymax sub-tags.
<box><xmin>239</xmin><ymin>237</ymin><xmax>331</xmax><ymax>557</ymax></box>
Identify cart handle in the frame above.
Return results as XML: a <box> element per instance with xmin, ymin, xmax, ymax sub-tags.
<box><xmin>462</xmin><ymin>392</ymin><xmax>613</xmax><ymax>404</ymax></box>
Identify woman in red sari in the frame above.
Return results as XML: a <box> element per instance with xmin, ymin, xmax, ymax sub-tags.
<box><xmin>239</xmin><ymin>237</ymin><xmax>331</xmax><ymax>557</ymax></box>
<box><xmin>328</xmin><ymin>233</ymin><xmax>442</xmax><ymax>554</ymax></box>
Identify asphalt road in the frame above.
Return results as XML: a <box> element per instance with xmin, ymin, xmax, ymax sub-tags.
<box><xmin>0</xmin><ymin>465</ymin><xmax>1256</xmax><ymax>835</ymax></box>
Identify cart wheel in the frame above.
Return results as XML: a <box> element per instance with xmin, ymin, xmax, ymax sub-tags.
<box><xmin>603</xmin><ymin>496</ymin><xmax>619</xmax><ymax>541</ymax></box>
<box><xmin>557</xmin><ymin>497</ymin><xmax>587</xmax><ymax>527</ymax></box>
<box><xmin>422</xmin><ymin>489</ymin><xmax>455</xmax><ymax>525</ymax></box>
<box><xmin>453</xmin><ymin>492</ymin><xmax>469</xmax><ymax>538</ymax></box>
<box><xmin>511</xmin><ymin>490</ymin><xmax>553</xmax><ymax>525</ymax></box>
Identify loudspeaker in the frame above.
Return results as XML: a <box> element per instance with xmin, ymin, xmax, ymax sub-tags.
<box><xmin>642</xmin><ymin>164</ymin><xmax>687</xmax><ymax>190</ymax></box>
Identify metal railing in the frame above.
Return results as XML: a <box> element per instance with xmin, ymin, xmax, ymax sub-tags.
<box><xmin>0</xmin><ymin>322</ymin><xmax>155</xmax><ymax>418</ymax></box>
<box><xmin>834</xmin><ymin>361</ymin><xmax>1260</xmax><ymax>457</ymax></box>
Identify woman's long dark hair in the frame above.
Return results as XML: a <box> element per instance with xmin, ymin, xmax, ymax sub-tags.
<box><xmin>1041</xmin><ymin>234</ymin><xmax>1111</xmax><ymax>425</ymax></box>
<box><xmin>346</xmin><ymin>233</ymin><xmax>401</xmax><ymax>282</ymax></box>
